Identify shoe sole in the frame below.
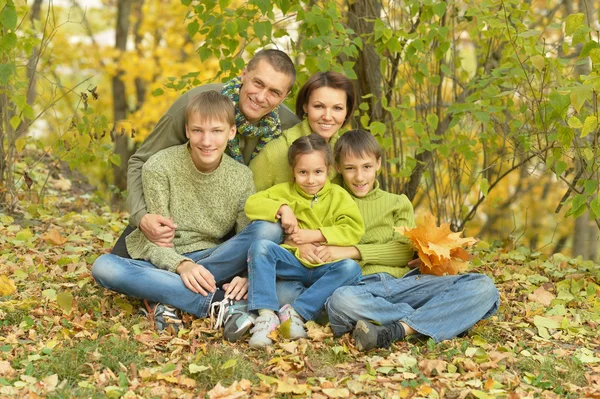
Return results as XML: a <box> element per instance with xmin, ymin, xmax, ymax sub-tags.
<box><xmin>352</xmin><ymin>320</ymin><xmax>372</xmax><ymax>351</ymax></box>
<box><xmin>223</xmin><ymin>313</ymin><xmax>254</xmax><ymax>343</ymax></box>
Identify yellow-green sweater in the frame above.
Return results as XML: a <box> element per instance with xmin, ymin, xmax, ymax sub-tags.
<box><xmin>249</xmin><ymin>119</ymin><xmax>341</xmax><ymax>191</ymax></box>
<box><xmin>349</xmin><ymin>181</ymin><xmax>416</xmax><ymax>278</ymax></box>
<box><xmin>245</xmin><ymin>180</ymin><xmax>365</xmax><ymax>268</ymax></box>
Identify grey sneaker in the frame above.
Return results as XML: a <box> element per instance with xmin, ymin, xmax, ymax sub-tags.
<box><xmin>248</xmin><ymin>312</ymin><xmax>280</xmax><ymax>347</ymax></box>
<box><xmin>210</xmin><ymin>298</ymin><xmax>255</xmax><ymax>342</ymax></box>
<box><xmin>278</xmin><ymin>304</ymin><xmax>307</xmax><ymax>339</ymax></box>
<box><xmin>352</xmin><ymin>320</ymin><xmax>405</xmax><ymax>351</ymax></box>
<box><xmin>141</xmin><ymin>300</ymin><xmax>183</xmax><ymax>333</ymax></box>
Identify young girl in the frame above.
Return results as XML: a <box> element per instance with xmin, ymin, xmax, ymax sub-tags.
<box><xmin>239</xmin><ymin>134</ymin><xmax>365</xmax><ymax>347</ymax></box>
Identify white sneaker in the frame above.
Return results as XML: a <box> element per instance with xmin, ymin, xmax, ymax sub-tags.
<box><xmin>278</xmin><ymin>304</ymin><xmax>307</xmax><ymax>339</ymax></box>
<box><xmin>249</xmin><ymin>312</ymin><xmax>280</xmax><ymax>347</ymax></box>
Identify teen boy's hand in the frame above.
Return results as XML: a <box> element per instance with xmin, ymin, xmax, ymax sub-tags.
<box><xmin>223</xmin><ymin>276</ymin><xmax>248</xmax><ymax>300</ymax></box>
<box><xmin>277</xmin><ymin>204</ymin><xmax>299</xmax><ymax>234</ymax></box>
<box><xmin>315</xmin><ymin>245</ymin><xmax>361</xmax><ymax>262</ymax></box>
<box><xmin>140</xmin><ymin>214</ymin><xmax>177</xmax><ymax>247</ymax></box>
<box><xmin>177</xmin><ymin>260</ymin><xmax>216</xmax><ymax>296</ymax></box>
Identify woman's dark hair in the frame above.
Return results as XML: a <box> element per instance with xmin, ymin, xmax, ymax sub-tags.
<box><xmin>334</xmin><ymin>129</ymin><xmax>382</xmax><ymax>164</ymax></box>
<box><xmin>288</xmin><ymin>134</ymin><xmax>334</xmax><ymax>168</ymax></box>
<box><xmin>295</xmin><ymin>71</ymin><xmax>356</xmax><ymax>126</ymax></box>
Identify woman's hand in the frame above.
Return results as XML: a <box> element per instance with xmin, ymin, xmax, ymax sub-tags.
<box><xmin>222</xmin><ymin>276</ymin><xmax>248</xmax><ymax>300</ymax></box>
<box><xmin>176</xmin><ymin>260</ymin><xmax>216</xmax><ymax>296</ymax></box>
<box><xmin>277</xmin><ymin>204</ymin><xmax>299</xmax><ymax>234</ymax></box>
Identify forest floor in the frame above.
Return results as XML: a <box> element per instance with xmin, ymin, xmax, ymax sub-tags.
<box><xmin>1</xmin><ymin>162</ymin><xmax>600</xmax><ymax>398</ymax></box>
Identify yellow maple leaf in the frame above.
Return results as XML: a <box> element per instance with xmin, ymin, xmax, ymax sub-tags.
<box><xmin>396</xmin><ymin>214</ymin><xmax>477</xmax><ymax>276</ymax></box>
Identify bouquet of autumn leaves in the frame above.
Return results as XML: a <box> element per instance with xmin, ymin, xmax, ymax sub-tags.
<box><xmin>395</xmin><ymin>214</ymin><xmax>477</xmax><ymax>276</ymax></box>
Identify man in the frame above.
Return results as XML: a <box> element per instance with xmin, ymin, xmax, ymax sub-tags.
<box><xmin>112</xmin><ymin>49</ymin><xmax>300</xmax><ymax>257</ymax></box>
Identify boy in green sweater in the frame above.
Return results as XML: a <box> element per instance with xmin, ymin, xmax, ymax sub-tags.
<box><xmin>227</xmin><ymin>134</ymin><xmax>365</xmax><ymax>347</ymax></box>
<box><xmin>92</xmin><ymin>91</ymin><xmax>283</xmax><ymax>331</ymax></box>
<box><xmin>278</xmin><ymin>129</ymin><xmax>500</xmax><ymax>350</ymax></box>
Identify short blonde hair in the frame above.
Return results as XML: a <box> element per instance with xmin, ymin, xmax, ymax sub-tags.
<box><xmin>185</xmin><ymin>91</ymin><xmax>235</xmax><ymax>126</ymax></box>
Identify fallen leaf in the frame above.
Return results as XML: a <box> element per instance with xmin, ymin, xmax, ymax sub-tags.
<box><xmin>0</xmin><ymin>275</ymin><xmax>16</xmax><ymax>296</ymax></box>
<box><xmin>207</xmin><ymin>381</ymin><xmax>249</xmax><ymax>399</ymax></box>
<box><xmin>419</xmin><ymin>359</ymin><xmax>447</xmax><ymax>376</ymax></box>
<box><xmin>42</xmin><ymin>229</ymin><xmax>68</xmax><ymax>246</ymax></box>
<box><xmin>0</xmin><ymin>361</ymin><xmax>16</xmax><ymax>377</ymax></box>
<box><xmin>322</xmin><ymin>387</ymin><xmax>350</xmax><ymax>398</ymax></box>
<box><xmin>529</xmin><ymin>286</ymin><xmax>555</xmax><ymax>307</ymax></box>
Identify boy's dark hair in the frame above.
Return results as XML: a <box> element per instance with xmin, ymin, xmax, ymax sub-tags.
<box><xmin>288</xmin><ymin>134</ymin><xmax>334</xmax><ymax>168</ymax></box>
<box><xmin>247</xmin><ymin>49</ymin><xmax>296</xmax><ymax>92</ymax></box>
<box><xmin>185</xmin><ymin>91</ymin><xmax>235</xmax><ymax>126</ymax></box>
<box><xmin>295</xmin><ymin>71</ymin><xmax>356</xmax><ymax>126</ymax></box>
<box><xmin>334</xmin><ymin>129</ymin><xmax>382</xmax><ymax>163</ymax></box>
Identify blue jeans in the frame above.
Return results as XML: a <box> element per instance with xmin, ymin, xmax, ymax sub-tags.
<box><xmin>325</xmin><ymin>271</ymin><xmax>500</xmax><ymax>342</ymax></box>
<box><xmin>247</xmin><ymin>240</ymin><xmax>362</xmax><ymax>321</ymax></box>
<box><xmin>91</xmin><ymin>221</ymin><xmax>283</xmax><ymax>318</ymax></box>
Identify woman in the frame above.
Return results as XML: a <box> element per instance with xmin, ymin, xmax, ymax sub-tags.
<box><xmin>249</xmin><ymin>71</ymin><xmax>356</xmax><ymax>191</ymax></box>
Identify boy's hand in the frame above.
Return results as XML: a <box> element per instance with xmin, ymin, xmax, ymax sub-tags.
<box><xmin>296</xmin><ymin>243</ymin><xmax>324</xmax><ymax>264</ymax></box>
<box><xmin>140</xmin><ymin>214</ymin><xmax>177</xmax><ymax>247</ymax></box>
<box><xmin>408</xmin><ymin>258</ymin><xmax>423</xmax><ymax>269</ymax></box>
<box><xmin>222</xmin><ymin>276</ymin><xmax>248</xmax><ymax>300</ymax></box>
<box><xmin>177</xmin><ymin>260</ymin><xmax>216</xmax><ymax>296</ymax></box>
<box><xmin>314</xmin><ymin>245</ymin><xmax>361</xmax><ymax>262</ymax></box>
<box><xmin>289</xmin><ymin>229</ymin><xmax>324</xmax><ymax>245</ymax></box>
<box><xmin>277</xmin><ymin>204</ymin><xmax>299</xmax><ymax>234</ymax></box>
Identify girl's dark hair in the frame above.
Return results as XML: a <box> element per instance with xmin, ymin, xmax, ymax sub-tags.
<box><xmin>295</xmin><ymin>71</ymin><xmax>356</xmax><ymax>126</ymax></box>
<box><xmin>334</xmin><ymin>129</ymin><xmax>382</xmax><ymax>164</ymax></box>
<box><xmin>288</xmin><ymin>134</ymin><xmax>334</xmax><ymax>168</ymax></box>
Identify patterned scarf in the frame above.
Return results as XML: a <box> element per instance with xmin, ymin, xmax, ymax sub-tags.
<box><xmin>221</xmin><ymin>77</ymin><xmax>282</xmax><ymax>163</ymax></box>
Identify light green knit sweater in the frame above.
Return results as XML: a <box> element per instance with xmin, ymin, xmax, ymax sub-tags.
<box><xmin>349</xmin><ymin>181</ymin><xmax>416</xmax><ymax>278</ymax></box>
<box><xmin>249</xmin><ymin>119</ymin><xmax>341</xmax><ymax>191</ymax></box>
<box><xmin>126</xmin><ymin>144</ymin><xmax>255</xmax><ymax>272</ymax></box>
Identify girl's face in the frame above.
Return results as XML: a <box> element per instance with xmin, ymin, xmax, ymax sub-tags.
<box><xmin>293</xmin><ymin>151</ymin><xmax>329</xmax><ymax>195</ymax></box>
<box><xmin>302</xmin><ymin>87</ymin><xmax>348</xmax><ymax>142</ymax></box>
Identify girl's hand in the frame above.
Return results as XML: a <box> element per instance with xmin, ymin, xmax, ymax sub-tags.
<box><xmin>289</xmin><ymin>229</ymin><xmax>325</xmax><ymax>245</ymax></box>
<box><xmin>314</xmin><ymin>245</ymin><xmax>360</xmax><ymax>262</ymax></box>
<box><xmin>277</xmin><ymin>205</ymin><xmax>299</xmax><ymax>234</ymax></box>
<box><xmin>222</xmin><ymin>276</ymin><xmax>248</xmax><ymax>300</ymax></box>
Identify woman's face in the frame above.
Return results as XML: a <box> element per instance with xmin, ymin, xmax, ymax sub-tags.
<box><xmin>302</xmin><ymin>87</ymin><xmax>348</xmax><ymax>142</ymax></box>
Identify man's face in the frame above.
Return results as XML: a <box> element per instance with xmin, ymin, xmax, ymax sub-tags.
<box><xmin>185</xmin><ymin>114</ymin><xmax>236</xmax><ymax>173</ymax></box>
<box><xmin>238</xmin><ymin>60</ymin><xmax>293</xmax><ymax>123</ymax></box>
<box><xmin>337</xmin><ymin>152</ymin><xmax>382</xmax><ymax>197</ymax></box>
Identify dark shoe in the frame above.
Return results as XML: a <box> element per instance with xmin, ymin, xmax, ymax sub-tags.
<box><xmin>211</xmin><ymin>298</ymin><xmax>255</xmax><ymax>342</ymax></box>
<box><xmin>352</xmin><ymin>320</ymin><xmax>405</xmax><ymax>351</ymax></box>
<box><xmin>141</xmin><ymin>300</ymin><xmax>183</xmax><ymax>333</ymax></box>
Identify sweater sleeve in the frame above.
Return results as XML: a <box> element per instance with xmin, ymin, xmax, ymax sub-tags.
<box><xmin>320</xmin><ymin>196</ymin><xmax>365</xmax><ymax>246</ymax></box>
<box><xmin>235</xmin><ymin>178</ymin><xmax>255</xmax><ymax>233</ymax></box>
<box><xmin>244</xmin><ymin>186</ymin><xmax>288</xmax><ymax>222</ymax></box>
<box><xmin>356</xmin><ymin>195</ymin><xmax>416</xmax><ymax>268</ymax></box>
<box><xmin>126</xmin><ymin>163</ymin><xmax>190</xmax><ymax>272</ymax></box>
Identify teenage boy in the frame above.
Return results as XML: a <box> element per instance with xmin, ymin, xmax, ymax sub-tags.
<box><xmin>92</xmin><ymin>91</ymin><xmax>282</xmax><ymax>331</ymax></box>
<box><xmin>113</xmin><ymin>49</ymin><xmax>300</xmax><ymax>257</ymax></box>
<box><xmin>277</xmin><ymin>130</ymin><xmax>500</xmax><ymax>350</ymax></box>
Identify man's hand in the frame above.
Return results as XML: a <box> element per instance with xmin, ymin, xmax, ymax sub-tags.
<box><xmin>277</xmin><ymin>204</ymin><xmax>299</xmax><ymax>234</ymax></box>
<box><xmin>222</xmin><ymin>276</ymin><xmax>248</xmax><ymax>300</ymax></box>
<box><xmin>314</xmin><ymin>245</ymin><xmax>361</xmax><ymax>263</ymax></box>
<box><xmin>140</xmin><ymin>214</ymin><xmax>177</xmax><ymax>247</ymax></box>
<box><xmin>177</xmin><ymin>260</ymin><xmax>216</xmax><ymax>296</ymax></box>
<box><xmin>288</xmin><ymin>229</ymin><xmax>324</xmax><ymax>245</ymax></box>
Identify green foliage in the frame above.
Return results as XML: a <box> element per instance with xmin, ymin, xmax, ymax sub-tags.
<box><xmin>181</xmin><ymin>0</ymin><xmax>600</xmax><ymax>234</ymax></box>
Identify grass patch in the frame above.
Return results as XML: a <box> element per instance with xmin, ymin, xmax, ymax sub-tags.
<box><xmin>305</xmin><ymin>344</ymin><xmax>350</xmax><ymax>377</ymax></box>
<box><xmin>187</xmin><ymin>345</ymin><xmax>258</xmax><ymax>387</ymax></box>
<box><xmin>516</xmin><ymin>356</ymin><xmax>588</xmax><ymax>392</ymax></box>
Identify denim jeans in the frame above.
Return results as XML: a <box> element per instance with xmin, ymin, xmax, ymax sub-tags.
<box><xmin>91</xmin><ymin>221</ymin><xmax>283</xmax><ymax>318</ymax></box>
<box><xmin>247</xmin><ymin>240</ymin><xmax>362</xmax><ymax>321</ymax></box>
<box><xmin>324</xmin><ymin>270</ymin><xmax>500</xmax><ymax>342</ymax></box>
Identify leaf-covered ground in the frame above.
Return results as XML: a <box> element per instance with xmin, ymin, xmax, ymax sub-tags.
<box><xmin>1</xmin><ymin>178</ymin><xmax>600</xmax><ymax>398</ymax></box>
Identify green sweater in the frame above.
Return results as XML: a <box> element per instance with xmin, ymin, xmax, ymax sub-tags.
<box><xmin>126</xmin><ymin>144</ymin><xmax>255</xmax><ymax>272</ymax></box>
<box><xmin>249</xmin><ymin>119</ymin><xmax>341</xmax><ymax>191</ymax></box>
<box><xmin>350</xmin><ymin>181</ymin><xmax>416</xmax><ymax>278</ymax></box>
<box><xmin>127</xmin><ymin>83</ymin><xmax>300</xmax><ymax>227</ymax></box>
<box><xmin>245</xmin><ymin>180</ymin><xmax>365</xmax><ymax>268</ymax></box>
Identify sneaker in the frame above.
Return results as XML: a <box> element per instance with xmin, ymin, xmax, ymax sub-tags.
<box><xmin>352</xmin><ymin>320</ymin><xmax>405</xmax><ymax>351</ymax></box>
<box><xmin>210</xmin><ymin>298</ymin><xmax>255</xmax><ymax>342</ymax></box>
<box><xmin>278</xmin><ymin>304</ymin><xmax>307</xmax><ymax>339</ymax></box>
<box><xmin>141</xmin><ymin>300</ymin><xmax>183</xmax><ymax>333</ymax></box>
<box><xmin>248</xmin><ymin>312</ymin><xmax>280</xmax><ymax>347</ymax></box>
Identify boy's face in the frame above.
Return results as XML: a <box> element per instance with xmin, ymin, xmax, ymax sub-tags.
<box><xmin>185</xmin><ymin>113</ymin><xmax>236</xmax><ymax>173</ymax></box>
<box><xmin>239</xmin><ymin>60</ymin><xmax>292</xmax><ymax>123</ymax></box>
<box><xmin>337</xmin><ymin>151</ymin><xmax>382</xmax><ymax>198</ymax></box>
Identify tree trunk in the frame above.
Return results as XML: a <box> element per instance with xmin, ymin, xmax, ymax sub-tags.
<box><xmin>112</xmin><ymin>0</ymin><xmax>133</xmax><ymax>201</ymax></box>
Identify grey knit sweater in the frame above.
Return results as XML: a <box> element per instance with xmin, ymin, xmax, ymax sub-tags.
<box><xmin>126</xmin><ymin>144</ymin><xmax>255</xmax><ymax>272</ymax></box>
